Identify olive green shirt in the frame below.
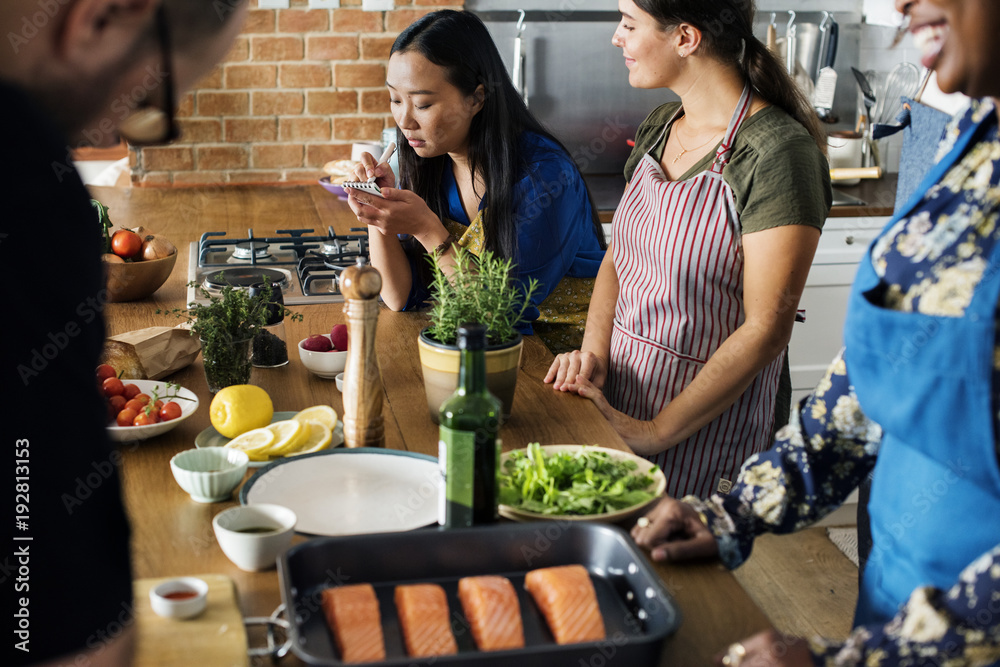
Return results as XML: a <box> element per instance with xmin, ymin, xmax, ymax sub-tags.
<box><xmin>624</xmin><ymin>103</ymin><xmax>832</xmax><ymax>234</ymax></box>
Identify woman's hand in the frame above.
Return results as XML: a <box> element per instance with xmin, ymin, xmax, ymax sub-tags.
<box><xmin>346</xmin><ymin>186</ymin><xmax>444</xmax><ymax>241</ymax></box>
<box><xmin>544</xmin><ymin>350</ymin><xmax>608</xmax><ymax>390</ymax></box>
<box><xmin>630</xmin><ymin>496</ymin><xmax>718</xmax><ymax>561</ymax></box>
<box><xmin>714</xmin><ymin>631</ymin><xmax>813</xmax><ymax>667</ymax></box>
<box><xmin>569</xmin><ymin>375</ymin><xmax>664</xmax><ymax>454</ymax></box>
<box><xmin>350</xmin><ymin>151</ymin><xmax>396</xmax><ymax>189</ymax></box>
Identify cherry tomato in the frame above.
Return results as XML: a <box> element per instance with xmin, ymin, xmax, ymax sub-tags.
<box><xmin>111</xmin><ymin>229</ymin><xmax>142</xmax><ymax>259</ymax></box>
<box><xmin>151</xmin><ymin>399</ymin><xmax>164</xmax><ymax>413</ymax></box>
<box><xmin>133</xmin><ymin>393</ymin><xmax>151</xmax><ymax>406</ymax></box>
<box><xmin>116</xmin><ymin>408</ymin><xmax>138</xmax><ymax>427</ymax></box>
<box><xmin>159</xmin><ymin>402</ymin><xmax>182</xmax><ymax>421</ymax></box>
<box><xmin>102</xmin><ymin>377</ymin><xmax>125</xmax><ymax>397</ymax></box>
<box><xmin>124</xmin><ymin>398</ymin><xmax>146</xmax><ymax>414</ymax></box>
<box><xmin>133</xmin><ymin>411</ymin><xmax>159</xmax><ymax>426</ymax></box>
<box><xmin>109</xmin><ymin>395</ymin><xmax>127</xmax><ymax>413</ymax></box>
<box><xmin>122</xmin><ymin>383</ymin><xmax>141</xmax><ymax>400</ymax></box>
<box><xmin>96</xmin><ymin>364</ymin><xmax>117</xmax><ymax>381</ymax></box>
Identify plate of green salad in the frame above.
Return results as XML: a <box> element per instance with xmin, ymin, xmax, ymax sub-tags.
<box><xmin>498</xmin><ymin>443</ymin><xmax>666</xmax><ymax>523</ymax></box>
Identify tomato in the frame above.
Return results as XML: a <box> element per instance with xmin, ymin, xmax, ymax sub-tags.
<box><xmin>96</xmin><ymin>364</ymin><xmax>117</xmax><ymax>381</ymax></box>
<box><xmin>124</xmin><ymin>398</ymin><xmax>146</xmax><ymax>413</ymax></box>
<box><xmin>109</xmin><ymin>395</ymin><xmax>127</xmax><ymax>413</ymax></box>
<box><xmin>102</xmin><ymin>377</ymin><xmax>125</xmax><ymax>397</ymax></box>
<box><xmin>122</xmin><ymin>383</ymin><xmax>141</xmax><ymax>400</ymax></box>
<box><xmin>151</xmin><ymin>399</ymin><xmax>164</xmax><ymax>413</ymax></box>
<box><xmin>111</xmin><ymin>229</ymin><xmax>142</xmax><ymax>259</ymax></box>
<box><xmin>133</xmin><ymin>411</ymin><xmax>159</xmax><ymax>426</ymax></box>
<box><xmin>159</xmin><ymin>402</ymin><xmax>182</xmax><ymax>421</ymax></box>
<box><xmin>116</xmin><ymin>408</ymin><xmax>138</xmax><ymax>427</ymax></box>
<box><xmin>133</xmin><ymin>393</ymin><xmax>151</xmax><ymax>406</ymax></box>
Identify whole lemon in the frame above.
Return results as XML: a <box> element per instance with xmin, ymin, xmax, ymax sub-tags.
<box><xmin>210</xmin><ymin>385</ymin><xmax>274</xmax><ymax>439</ymax></box>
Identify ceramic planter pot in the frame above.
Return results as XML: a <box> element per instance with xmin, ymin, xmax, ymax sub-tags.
<box><xmin>417</xmin><ymin>329</ymin><xmax>522</xmax><ymax>423</ymax></box>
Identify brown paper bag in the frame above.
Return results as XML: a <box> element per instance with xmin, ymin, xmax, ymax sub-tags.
<box><xmin>101</xmin><ymin>326</ymin><xmax>201</xmax><ymax>380</ymax></box>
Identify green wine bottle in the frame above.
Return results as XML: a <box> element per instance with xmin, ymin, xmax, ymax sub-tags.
<box><xmin>438</xmin><ymin>323</ymin><xmax>502</xmax><ymax>528</ymax></box>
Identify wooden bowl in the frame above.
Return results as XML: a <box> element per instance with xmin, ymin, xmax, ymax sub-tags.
<box><xmin>104</xmin><ymin>252</ymin><xmax>177</xmax><ymax>302</ymax></box>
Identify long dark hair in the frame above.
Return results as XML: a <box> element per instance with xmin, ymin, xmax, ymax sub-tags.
<box><xmin>390</xmin><ymin>10</ymin><xmax>606</xmax><ymax>259</ymax></box>
<box><xmin>632</xmin><ymin>0</ymin><xmax>826</xmax><ymax>151</ymax></box>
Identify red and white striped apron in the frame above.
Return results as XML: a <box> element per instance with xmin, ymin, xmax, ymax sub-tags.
<box><xmin>609</xmin><ymin>85</ymin><xmax>783</xmax><ymax>498</ymax></box>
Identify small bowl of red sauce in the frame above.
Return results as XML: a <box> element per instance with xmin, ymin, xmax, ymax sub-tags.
<box><xmin>149</xmin><ymin>577</ymin><xmax>209</xmax><ymax>619</ymax></box>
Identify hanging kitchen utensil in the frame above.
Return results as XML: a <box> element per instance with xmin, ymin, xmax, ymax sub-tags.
<box><xmin>512</xmin><ymin>9</ymin><xmax>528</xmax><ymax>106</ymax></box>
<box><xmin>785</xmin><ymin>11</ymin><xmax>796</xmax><ymax>76</ymax></box>
<box><xmin>766</xmin><ymin>13</ymin><xmax>778</xmax><ymax>56</ymax></box>
<box><xmin>851</xmin><ymin>67</ymin><xmax>877</xmax><ymax>168</ymax></box>
<box><xmin>814</xmin><ymin>67</ymin><xmax>838</xmax><ymax>120</ymax></box>
<box><xmin>877</xmin><ymin>62</ymin><xmax>921</xmax><ymax>124</ymax></box>
<box><xmin>818</xmin><ymin>12</ymin><xmax>838</xmax><ymax>74</ymax></box>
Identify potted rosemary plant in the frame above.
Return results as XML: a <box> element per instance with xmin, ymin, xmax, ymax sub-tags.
<box><xmin>162</xmin><ymin>281</ymin><xmax>300</xmax><ymax>393</ymax></box>
<box><xmin>418</xmin><ymin>246</ymin><xmax>538</xmax><ymax>421</ymax></box>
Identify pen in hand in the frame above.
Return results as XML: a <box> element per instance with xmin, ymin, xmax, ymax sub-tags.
<box><xmin>369</xmin><ymin>142</ymin><xmax>396</xmax><ymax>182</ymax></box>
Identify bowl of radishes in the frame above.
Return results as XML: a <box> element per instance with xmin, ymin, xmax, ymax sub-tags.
<box><xmin>298</xmin><ymin>324</ymin><xmax>348</xmax><ymax>379</ymax></box>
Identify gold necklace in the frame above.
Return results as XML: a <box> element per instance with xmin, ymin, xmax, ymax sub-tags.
<box><xmin>671</xmin><ymin>120</ymin><xmax>723</xmax><ymax>164</ymax></box>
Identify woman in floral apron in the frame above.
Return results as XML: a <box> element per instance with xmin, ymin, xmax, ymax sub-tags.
<box><xmin>631</xmin><ymin>0</ymin><xmax>1000</xmax><ymax>664</ymax></box>
<box><xmin>546</xmin><ymin>0</ymin><xmax>831</xmax><ymax>498</ymax></box>
<box><xmin>346</xmin><ymin>10</ymin><xmax>605</xmax><ymax>354</ymax></box>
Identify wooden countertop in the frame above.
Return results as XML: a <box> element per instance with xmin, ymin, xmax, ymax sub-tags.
<box><xmin>91</xmin><ymin>184</ymin><xmax>772</xmax><ymax>665</ymax></box>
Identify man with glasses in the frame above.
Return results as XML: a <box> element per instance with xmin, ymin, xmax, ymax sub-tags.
<box><xmin>0</xmin><ymin>1</ymin><xmax>246</xmax><ymax>665</ymax></box>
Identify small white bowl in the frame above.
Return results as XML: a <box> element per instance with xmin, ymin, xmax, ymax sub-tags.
<box><xmin>298</xmin><ymin>335</ymin><xmax>348</xmax><ymax>379</ymax></box>
<box><xmin>213</xmin><ymin>504</ymin><xmax>297</xmax><ymax>572</ymax></box>
<box><xmin>170</xmin><ymin>447</ymin><xmax>249</xmax><ymax>503</ymax></box>
<box><xmin>149</xmin><ymin>577</ymin><xmax>209</xmax><ymax>619</ymax></box>
<box><xmin>105</xmin><ymin>380</ymin><xmax>200</xmax><ymax>442</ymax></box>
<box><xmin>335</xmin><ymin>372</ymin><xmax>345</xmax><ymax>392</ymax></box>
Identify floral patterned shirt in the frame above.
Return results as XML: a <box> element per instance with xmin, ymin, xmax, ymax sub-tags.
<box><xmin>686</xmin><ymin>99</ymin><xmax>1000</xmax><ymax>665</ymax></box>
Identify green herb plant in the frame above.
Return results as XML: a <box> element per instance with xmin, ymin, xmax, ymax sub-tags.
<box><xmin>498</xmin><ymin>442</ymin><xmax>658</xmax><ymax>515</ymax></box>
<box><xmin>160</xmin><ymin>281</ymin><xmax>301</xmax><ymax>391</ymax></box>
<box><xmin>424</xmin><ymin>245</ymin><xmax>539</xmax><ymax>346</ymax></box>
<box><xmin>93</xmin><ymin>199</ymin><xmax>113</xmax><ymax>254</ymax></box>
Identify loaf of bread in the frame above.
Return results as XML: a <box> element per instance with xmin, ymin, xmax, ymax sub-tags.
<box><xmin>322</xmin><ymin>159</ymin><xmax>358</xmax><ymax>185</ymax></box>
<box><xmin>100</xmin><ymin>339</ymin><xmax>148</xmax><ymax>379</ymax></box>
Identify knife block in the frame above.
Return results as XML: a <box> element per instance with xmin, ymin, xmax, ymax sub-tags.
<box><xmin>340</xmin><ymin>258</ymin><xmax>385</xmax><ymax>448</ymax></box>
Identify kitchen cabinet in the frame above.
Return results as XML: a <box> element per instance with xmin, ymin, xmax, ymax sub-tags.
<box><xmin>788</xmin><ymin>214</ymin><xmax>891</xmax><ymax>404</ymax></box>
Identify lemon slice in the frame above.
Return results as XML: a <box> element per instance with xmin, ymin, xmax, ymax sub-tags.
<box><xmin>286</xmin><ymin>420</ymin><xmax>333</xmax><ymax>456</ymax></box>
<box><xmin>263</xmin><ymin>419</ymin><xmax>307</xmax><ymax>457</ymax></box>
<box><xmin>293</xmin><ymin>405</ymin><xmax>338</xmax><ymax>431</ymax></box>
<box><xmin>225</xmin><ymin>427</ymin><xmax>276</xmax><ymax>462</ymax></box>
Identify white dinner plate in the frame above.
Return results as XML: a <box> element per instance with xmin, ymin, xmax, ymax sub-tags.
<box><xmin>239</xmin><ymin>448</ymin><xmax>439</xmax><ymax>536</ymax></box>
<box><xmin>194</xmin><ymin>411</ymin><xmax>344</xmax><ymax>468</ymax></box>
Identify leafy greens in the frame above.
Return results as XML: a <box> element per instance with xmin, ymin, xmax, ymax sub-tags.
<box><xmin>498</xmin><ymin>443</ymin><xmax>658</xmax><ymax>516</ymax></box>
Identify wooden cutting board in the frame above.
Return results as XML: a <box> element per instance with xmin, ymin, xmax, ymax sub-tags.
<box><xmin>133</xmin><ymin>574</ymin><xmax>248</xmax><ymax>667</ymax></box>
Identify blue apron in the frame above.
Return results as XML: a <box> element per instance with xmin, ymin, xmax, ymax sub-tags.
<box><xmin>843</xmin><ymin>112</ymin><xmax>1000</xmax><ymax>628</ymax></box>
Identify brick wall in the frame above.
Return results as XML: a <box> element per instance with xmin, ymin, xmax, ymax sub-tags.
<box><xmin>133</xmin><ymin>0</ymin><xmax>463</xmax><ymax>186</ymax></box>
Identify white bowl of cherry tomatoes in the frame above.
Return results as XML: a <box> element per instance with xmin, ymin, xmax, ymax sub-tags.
<box><xmin>99</xmin><ymin>365</ymin><xmax>200</xmax><ymax>442</ymax></box>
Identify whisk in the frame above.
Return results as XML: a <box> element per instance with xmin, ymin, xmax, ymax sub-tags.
<box><xmin>877</xmin><ymin>62</ymin><xmax>921</xmax><ymax>124</ymax></box>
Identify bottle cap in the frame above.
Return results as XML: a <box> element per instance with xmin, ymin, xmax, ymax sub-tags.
<box><xmin>457</xmin><ymin>323</ymin><xmax>487</xmax><ymax>351</ymax></box>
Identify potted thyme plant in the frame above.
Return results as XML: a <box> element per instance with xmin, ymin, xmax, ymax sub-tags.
<box><xmin>162</xmin><ymin>281</ymin><xmax>300</xmax><ymax>393</ymax></box>
<box><xmin>418</xmin><ymin>246</ymin><xmax>538</xmax><ymax>421</ymax></box>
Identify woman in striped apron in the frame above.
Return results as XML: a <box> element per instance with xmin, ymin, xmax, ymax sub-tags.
<box><xmin>546</xmin><ymin>0</ymin><xmax>831</xmax><ymax>498</ymax></box>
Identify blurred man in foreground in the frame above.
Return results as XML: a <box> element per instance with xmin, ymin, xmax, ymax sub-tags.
<box><xmin>0</xmin><ymin>1</ymin><xmax>246</xmax><ymax>664</ymax></box>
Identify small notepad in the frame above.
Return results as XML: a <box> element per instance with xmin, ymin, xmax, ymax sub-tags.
<box><xmin>341</xmin><ymin>180</ymin><xmax>384</xmax><ymax>198</ymax></box>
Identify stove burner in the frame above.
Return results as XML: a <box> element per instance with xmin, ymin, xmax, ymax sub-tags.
<box><xmin>232</xmin><ymin>241</ymin><xmax>271</xmax><ymax>261</ymax></box>
<box><xmin>205</xmin><ymin>267</ymin><xmax>289</xmax><ymax>290</ymax></box>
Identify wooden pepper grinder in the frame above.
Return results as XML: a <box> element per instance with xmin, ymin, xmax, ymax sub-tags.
<box><xmin>340</xmin><ymin>257</ymin><xmax>385</xmax><ymax>448</ymax></box>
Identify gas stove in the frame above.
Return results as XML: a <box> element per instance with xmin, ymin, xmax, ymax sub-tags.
<box><xmin>186</xmin><ymin>227</ymin><xmax>370</xmax><ymax>305</ymax></box>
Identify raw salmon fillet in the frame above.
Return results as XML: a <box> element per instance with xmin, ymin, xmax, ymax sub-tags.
<box><xmin>321</xmin><ymin>584</ymin><xmax>386</xmax><ymax>663</ymax></box>
<box><xmin>394</xmin><ymin>583</ymin><xmax>458</xmax><ymax>657</ymax></box>
<box><xmin>457</xmin><ymin>575</ymin><xmax>525</xmax><ymax>651</ymax></box>
<box><xmin>524</xmin><ymin>565</ymin><xmax>606</xmax><ymax>644</ymax></box>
